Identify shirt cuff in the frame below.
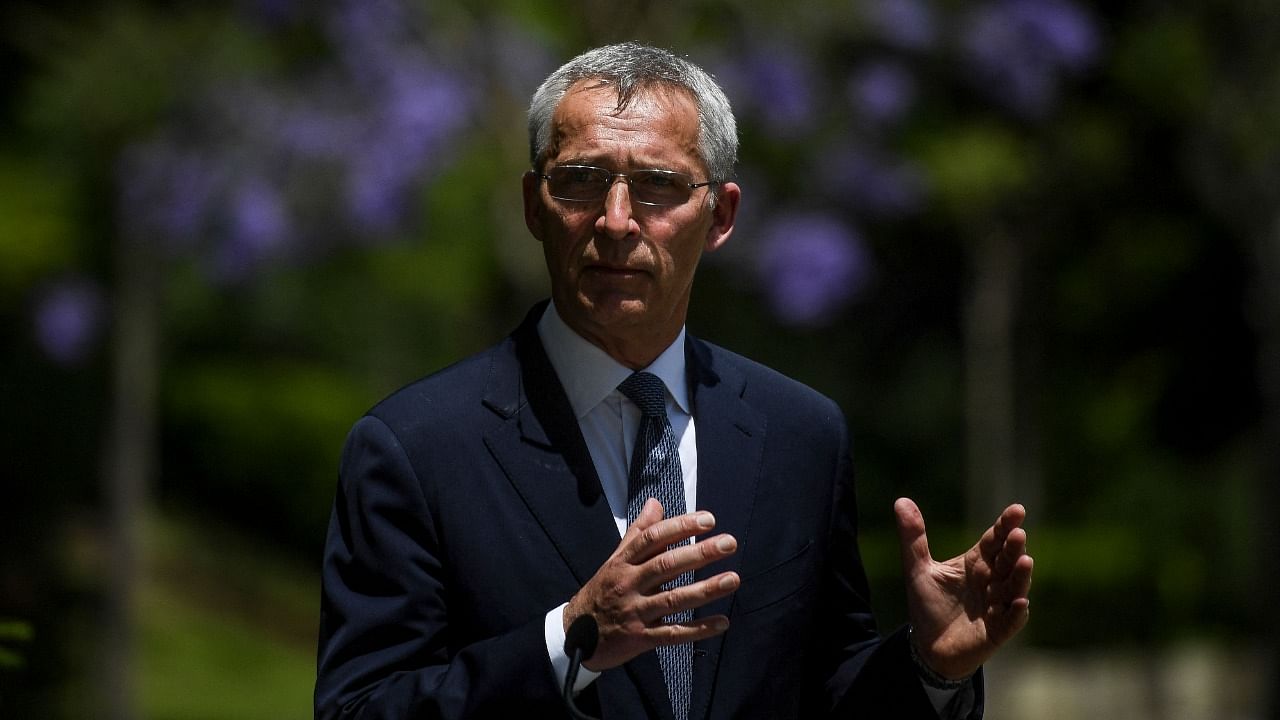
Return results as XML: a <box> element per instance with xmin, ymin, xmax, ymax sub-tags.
<box><xmin>545</xmin><ymin>603</ymin><xmax>601</xmax><ymax>695</ymax></box>
<box><xmin>922</xmin><ymin>682</ymin><xmax>958</xmax><ymax>715</ymax></box>
<box><xmin>921</xmin><ymin>679</ymin><xmax>977</xmax><ymax>718</ymax></box>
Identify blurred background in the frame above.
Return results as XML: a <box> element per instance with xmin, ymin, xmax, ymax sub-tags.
<box><xmin>1</xmin><ymin>0</ymin><xmax>1277</xmax><ymax>718</ymax></box>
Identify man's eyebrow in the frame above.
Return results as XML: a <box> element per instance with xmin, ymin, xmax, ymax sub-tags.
<box><xmin>556</xmin><ymin>156</ymin><xmax>693</xmax><ymax>173</ymax></box>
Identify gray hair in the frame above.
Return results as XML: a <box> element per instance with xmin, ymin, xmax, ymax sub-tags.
<box><xmin>527</xmin><ymin>42</ymin><xmax>738</xmax><ymax>182</ymax></box>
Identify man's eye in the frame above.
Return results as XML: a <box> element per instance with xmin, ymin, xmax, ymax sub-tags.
<box><xmin>637</xmin><ymin>172</ymin><xmax>676</xmax><ymax>187</ymax></box>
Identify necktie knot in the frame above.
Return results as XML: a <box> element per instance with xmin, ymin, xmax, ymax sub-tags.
<box><xmin>618</xmin><ymin>371</ymin><xmax>668</xmax><ymax>418</ymax></box>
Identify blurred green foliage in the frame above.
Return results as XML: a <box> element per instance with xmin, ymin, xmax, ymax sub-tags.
<box><xmin>919</xmin><ymin>124</ymin><xmax>1029</xmax><ymax>221</ymax></box>
<box><xmin>141</xmin><ymin>514</ymin><xmax>316</xmax><ymax>720</ymax></box>
<box><xmin>0</xmin><ymin>620</ymin><xmax>34</xmax><ymax>670</ymax></box>
<box><xmin>0</xmin><ymin>160</ymin><xmax>74</xmax><ymax>300</ymax></box>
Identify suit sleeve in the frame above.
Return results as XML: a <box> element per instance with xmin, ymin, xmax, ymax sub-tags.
<box><xmin>314</xmin><ymin>415</ymin><xmax>564</xmax><ymax>719</ymax></box>
<box><xmin>819</xmin><ymin>411</ymin><xmax>984</xmax><ymax>720</ymax></box>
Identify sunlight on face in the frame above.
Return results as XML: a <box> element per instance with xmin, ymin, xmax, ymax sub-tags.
<box><xmin>523</xmin><ymin>81</ymin><xmax>736</xmax><ymax>367</ymax></box>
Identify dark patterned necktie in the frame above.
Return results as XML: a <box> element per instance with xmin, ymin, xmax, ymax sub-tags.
<box><xmin>618</xmin><ymin>371</ymin><xmax>692</xmax><ymax>720</ymax></box>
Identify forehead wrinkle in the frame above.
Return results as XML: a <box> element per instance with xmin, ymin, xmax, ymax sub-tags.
<box><xmin>548</xmin><ymin>84</ymin><xmax>702</xmax><ymax>174</ymax></box>
<box><xmin>573</xmin><ymin>77</ymin><xmax>692</xmax><ymax>118</ymax></box>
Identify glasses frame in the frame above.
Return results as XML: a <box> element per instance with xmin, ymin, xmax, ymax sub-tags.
<box><xmin>537</xmin><ymin>165</ymin><xmax>719</xmax><ymax>207</ymax></box>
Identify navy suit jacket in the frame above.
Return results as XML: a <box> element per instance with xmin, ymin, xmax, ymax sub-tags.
<box><xmin>315</xmin><ymin>304</ymin><xmax>981</xmax><ymax>719</ymax></box>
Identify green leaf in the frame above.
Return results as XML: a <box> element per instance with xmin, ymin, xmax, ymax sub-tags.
<box><xmin>0</xmin><ymin>620</ymin><xmax>33</xmax><ymax>671</ymax></box>
<box><xmin>918</xmin><ymin>124</ymin><xmax>1030</xmax><ymax>222</ymax></box>
<box><xmin>0</xmin><ymin>647</ymin><xmax>26</xmax><ymax>670</ymax></box>
<box><xmin>21</xmin><ymin>6</ymin><xmax>259</xmax><ymax>144</ymax></box>
<box><xmin>1112</xmin><ymin>16</ymin><xmax>1212</xmax><ymax>119</ymax></box>
<box><xmin>0</xmin><ymin>160</ymin><xmax>75</xmax><ymax>301</ymax></box>
<box><xmin>0</xmin><ymin>620</ymin><xmax>34</xmax><ymax>642</ymax></box>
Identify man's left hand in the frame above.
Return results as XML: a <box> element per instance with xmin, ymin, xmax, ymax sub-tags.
<box><xmin>894</xmin><ymin>497</ymin><xmax>1034</xmax><ymax>681</ymax></box>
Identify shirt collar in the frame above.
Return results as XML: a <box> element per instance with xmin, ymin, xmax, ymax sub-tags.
<box><xmin>537</xmin><ymin>301</ymin><xmax>690</xmax><ymax>419</ymax></box>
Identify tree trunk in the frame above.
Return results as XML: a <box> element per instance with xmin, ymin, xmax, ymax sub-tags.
<box><xmin>1257</xmin><ymin>213</ymin><xmax>1280</xmax><ymax>720</ymax></box>
<box><xmin>964</xmin><ymin>230</ymin><xmax>1020</xmax><ymax>527</ymax></box>
<box><xmin>100</xmin><ymin>231</ymin><xmax>159</xmax><ymax>720</ymax></box>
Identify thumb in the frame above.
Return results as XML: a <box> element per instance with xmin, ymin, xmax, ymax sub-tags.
<box><xmin>894</xmin><ymin>497</ymin><xmax>933</xmax><ymax>575</ymax></box>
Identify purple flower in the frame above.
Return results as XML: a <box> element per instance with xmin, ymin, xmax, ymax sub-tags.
<box><xmin>722</xmin><ymin>46</ymin><xmax>817</xmax><ymax>137</ymax></box>
<box><xmin>278</xmin><ymin>102</ymin><xmax>362</xmax><ymax>162</ymax></box>
<box><xmin>327</xmin><ymin>0</ymin><xmax>412</xmax><ymax>84</ymax></box>
<box><xmin>962</xmin><ymin>0</ymin><xmax>1100</xmax><ymax>116</ymax></box>
<box><xmin>848</xmin><ymin>60</ymin><xmax>917</xmax><ymax>124</ymax></box>
<box><xmin>345</xmin><ymin>146</ymin><xmax>413</xmax><ymax>235</ymax></box>
<box><xmin>756</xmin><ymin>213</ymin><xmax>873</xmax><ymax>326</ymax></box>
<box><xmin>1011</xmin><ymin>0</ymin><xmax>1099</xmax><ymax>70</ymax></box>
<box><xmin>339</xmin><ymin>63</ymin><xmax>472</xmax><ymax>233</ymax></box>
<box><xmin>380</xmin><ymin>59</ymin><xmax>472</xmax><ymax>159</ymax></box>
<box><xmin>862</xmin><ymin>0</ymin><xmax>939</xmax><ymax>51</ymax></box>
<box><xmin>113</xmin><ymin>0</ymin><xmax>477</xmax><ymax>282</ymax></box>
<box><xmin>212</xmin><ymin>176</ymin><xmax>292</xmax><ymax>282</ymax></box>
<box><xmin>321</xmin><ymin>1</ymin><xmax>476</xmax><ymax>234</ymax></box>
<box><xmin>230</xmin><ymin>177</ymin><xmax>289</xmax><ymax>252</ymax></box>
<box><xmin>488</xmin><ymin>22</ymin><xmax>558</xmax><ymax>99</ymax></box>
<box><xmin>117</xmin><ymin>139</ymin><xmax>222</xmax><ymax>251</ymax></box>
<box><xmin>34</xmin><ymin>278</ymin><xmax>106</xmax><ymax>366</ymax></box>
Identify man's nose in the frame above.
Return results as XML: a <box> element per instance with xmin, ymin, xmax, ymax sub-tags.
<box><xmin>598</xmin><ymin>176</ymin><xmax>638</xmax><ymax>238</ymax></box>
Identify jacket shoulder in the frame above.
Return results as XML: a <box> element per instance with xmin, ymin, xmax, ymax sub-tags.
<box><xmin>364</xmin><ymin>336</ymin><xmax>513</xmax><ymax>430</ymax></box>
<box><xmin>693</xmin><ymin>337</ymin><xmax>843</xmax><ymax>421</ymax></box>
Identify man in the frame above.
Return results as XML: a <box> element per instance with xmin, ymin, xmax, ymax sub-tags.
<box><xmin>315</xmin><ymin>42</ymin><xmax>1032</xmax><ymax>720</ymax></box>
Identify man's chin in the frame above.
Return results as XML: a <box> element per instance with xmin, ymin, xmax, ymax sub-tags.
<box><xmin>581</xmin><ymin>299</ymin><xmax>649</xmax><ymax>328</ymax></box>
<box><xmin>558</xmin><ymin>294</ymin><xmax>654</xmax><ymax>335</ymax></box>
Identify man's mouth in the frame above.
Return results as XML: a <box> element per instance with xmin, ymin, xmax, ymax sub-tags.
<box><xmin>586</xmin><ymin>263</ymin><xmax>647</xmax><ymax>278</ymax></box>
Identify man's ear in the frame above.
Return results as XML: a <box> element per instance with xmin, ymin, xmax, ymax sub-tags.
<box><xmin>704</xmin><ymin>181</ymin><xmax>741</xmax><ymax>253</ymax></box>
<box><xmin>522</xmin><ymin>170</ymin><xmax>544</xmax><ymax>241</ymax></box>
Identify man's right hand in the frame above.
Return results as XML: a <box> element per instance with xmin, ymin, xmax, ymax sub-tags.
<box><xmin>564</xmin><ymin>498</ymin><xmax>740</xmax><ymax>671</ymax></box>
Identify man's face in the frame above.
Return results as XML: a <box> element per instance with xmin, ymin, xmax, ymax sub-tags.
<box><xmin>522</xmin><ymin>80</ymin><xmax>740</xmax><ymax>367</ymax></box>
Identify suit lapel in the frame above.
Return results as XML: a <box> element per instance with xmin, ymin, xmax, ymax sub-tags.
<box><xmin>480</xmin><ymin>305</ymin><xmax>675</xmax><ymax>719</ymax></box>
<box><xmin>481</xmin><ymin>305</ymin><xmax>619</xmax><ymax>586</ymax></box>
<box><xmin>684</xmin><ymin>337</ymin><xmax>766</xmax><ymax>720</ymax></box>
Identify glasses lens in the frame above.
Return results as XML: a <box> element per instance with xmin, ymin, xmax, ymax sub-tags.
<box><xmin>629</xmin><ymin>170</ymin><xmax>693</xmax><ymax>206</ymax></box>
<box><xmin>547</xmin><ymin>166</ymin><xmax>610</xmax><ymax>201</ymax></box>
<box><xmin>545</xmin><ymin>166</ymin><xmax>697</xmax><ymax>206</ymax></box>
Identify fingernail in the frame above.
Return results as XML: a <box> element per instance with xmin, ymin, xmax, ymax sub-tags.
<box><xmin>697</xmin><ymin>512</ymin><xmax>715</xmax><ymax>529</ymax></box>
<box><xmin>716</xmin><ymin>536</ymin><xmax>735</xmax><ymax>552</ymax></box>
<box><xmin>714</xmin><ymin>618</ymin><xmax>729</xmax><ymax>631</ymax></box>
<box><xmin>719</xmin><ymin>575</ymin><xmax>737</xmax><ymax>591</ymax></box>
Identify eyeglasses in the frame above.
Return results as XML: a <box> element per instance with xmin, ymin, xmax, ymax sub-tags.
<box><xmin>538</xmin><ymin>165</ymin><xmax>718</xmax><ymax>207</ymax></box>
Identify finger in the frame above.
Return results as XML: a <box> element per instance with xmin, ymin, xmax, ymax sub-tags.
<box><xmin>621</xmin><ymin>498</ymin><xmax>667</xmax><ymax>543</ymax></box>
<box><xmin>894</xmin><ymin>497</ymin><xmax>933</xmax><ymax>575</ymax></box>
<box><xmin>989</xmin><ymin>554</ymin><xmax>1034</xmax><ymax>608</ymax></box>
<box><xmin>643</xmin><ymin>614</ymin><xmax>732</xmax><ymax>646</ymax></box>
<box><xmin>989</xmin><ymin>564</ymin><xmax>1033</xmax><ymax>644</ymax></box>
<box><xmin>991</xmin><ymin>598</ymin><xmax>1031</xmax><ymax>645</ymax></box>
<box><xmin>1006</xmin><ymin>554</ymin><xmax>1034</xmax><ymax>601</ymax></box>
<box><xmin>991</xmin><ymin>527</ymin><xmax>1028</xmax><ymax>579</ymax></box>
<box><xmin>637</xmin><ymin>571</ymin><xmax>740</xmax><ymax>623</ymax></box>
<box><xmin>998</xmin><ymin>505</ymin><xmax>1027</xmax><ymax>545</ymax></box>
<box><xmin>637</xmin><ymin>535</ymin><xmax>737</xmax><ymax>590</ymax></box>
<box><xmin>622</xmin><ymin>509</ymin><xmax>717</xmax><ymax>564</ymax></box>
<box><xmin>978</xmin><ymin>503</ymin><xmax>1027</xmax><ymax>563</ymax></box>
